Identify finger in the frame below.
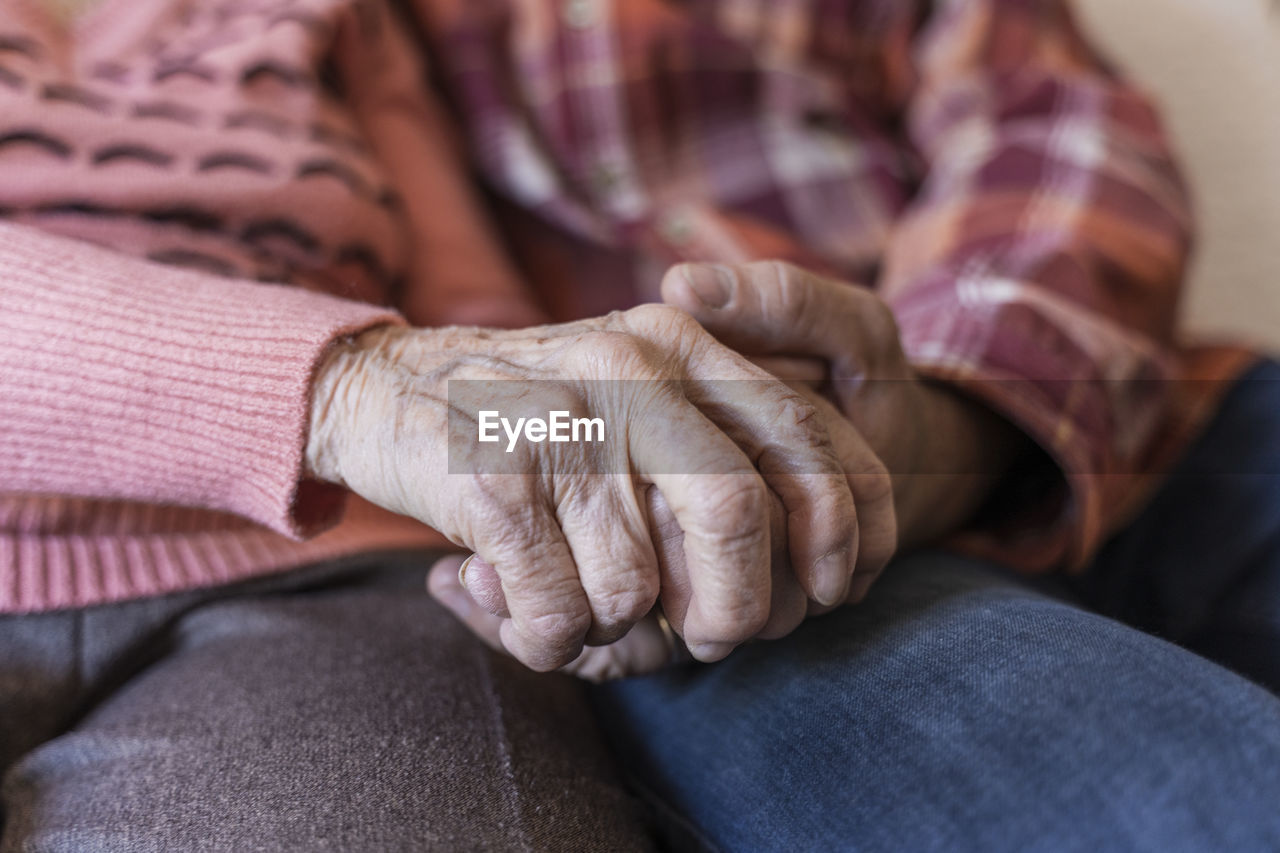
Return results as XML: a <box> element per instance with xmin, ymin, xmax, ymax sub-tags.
<box><xmin>557</xmin><ymin>477</ymin><xmax>662</xmax><ymax>646</ymax></box>
<box><xmin>431</xmin><ymin>557</ymin><xmax>674</xmax><ymax>682</ymax></box>
<box><xmin>644</xmin><ymin>394</ymin><xmax>897</xmax><ymax>612</ymax></box>
<box><xmin>661</xmin><ymin>261</ymin><xmax>908</xmax><ymax>381</ymax></box>
<box><xmin>757</xmin><ymin>485</ymin><xmax>810</xmax><ymax>640</ymax></box>
<box><xmin>681</xmin><ymin>338</ymin><xmax>859</xmax><ymax>608</ymax></box>
<box><xmin>846</xmin><ymin>466</ymin><xmax>896</xmax><ymax>598</ymax></box>
<box><xmin>459</xmin><ymin>554</ymin><xmax>510</xmax><ymax>617</ymax></box>
<box><xmin>648</xmin><ymin>484</ymin><xmax>806</xmax><ymax>642</ymax></box>
<box><xmin>804</xmin><ymin>388</ymin><xmax>898</xmax><ymax>589</ymax></box>
<box><xmin>453</xmin><ymin>380</ymin><xmax>659</xmax><ymax>649</ymax></box>
<box><xmin>628</xmin><ymin>388</ymin><xmax>773</xmax><ymax>661</ymax></box>
<box><xmin>622</xmin><ymin>305</ymin><xmax>859</xmax><ymax>608</ymax></box>
<box><xmin>646</xmin><ymin>485</ymin><xmax>693</xmax><ymax>634</ymax></box>
<box><xmin>427</xmin><ymin>555</ymin><xmax>507</xmax><ymax>652</ymax></box>
<box><xmin>664</xmin><ymin>270</ymin><xmax>901</xmax><ymax>597</ymax></box>
<box><xmin>462</xmin><ymin>450</ymin><xmax>663</xmax><ymax>646</ymax></box>
<box><xmin>467</xmin><ymin>491</ymin><xmax>594</xmax><ymax>671</ymax></box>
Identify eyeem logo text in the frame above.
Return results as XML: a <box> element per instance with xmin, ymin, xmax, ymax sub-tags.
<box><xmin>478</xmin><ymin>410</ymin><xmax>606</xmax><ymax>453</ymax></box>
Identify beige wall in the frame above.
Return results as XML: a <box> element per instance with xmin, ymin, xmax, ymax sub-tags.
<box><xmin>1072</xmin><ymin>0</ymin><xmax>1280</xmax><ymax>349</ymax></box>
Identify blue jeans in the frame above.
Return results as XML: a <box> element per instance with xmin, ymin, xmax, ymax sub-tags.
<box><xmin>594</xmin><ymin>360</ymin><xmax>1280</xmax><ymax>852</ymax></box>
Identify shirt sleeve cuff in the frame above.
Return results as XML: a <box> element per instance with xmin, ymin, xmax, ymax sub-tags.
<box><xmin>889</xmin><ymin>274</ymin><xmax>1175</xmax><ymax>571</ymax></box>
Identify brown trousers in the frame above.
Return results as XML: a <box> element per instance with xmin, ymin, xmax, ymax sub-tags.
<box><xmin>0</xmin><ymin>551</ymin><xmax>655</xmax><ymax>852</ymax></box>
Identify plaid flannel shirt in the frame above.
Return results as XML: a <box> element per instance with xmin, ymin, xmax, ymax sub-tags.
<box><xmin>410</xmin><ymin>0</ymin><xmax>1254</xmax><ymax>571</ymax></box>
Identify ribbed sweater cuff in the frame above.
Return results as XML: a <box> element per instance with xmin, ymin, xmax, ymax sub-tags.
<box><xmin>0</xmin><ymin>223</ymin><xmax>404</xmax><ymax>538</ymax></box>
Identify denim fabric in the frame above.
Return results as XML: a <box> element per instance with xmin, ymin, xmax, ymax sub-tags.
<box><xmin>1076</xmin><ymin>360</ymin><xmax>1280</xmax><ymax>688</ymax></box>
<box><xmin>0</xmin><ymin>553</ymin><xmax>654</xmax><ymax>853</ymax></box>
<box><xmin>6</xmin><ymin>364</ymin><xmax>1280</xmax><ymax>852</ymax></box>
<box><xmin>594</xmin><ymin>360</ymin><xmax>1280</xmax><ymax>853</ymax></box>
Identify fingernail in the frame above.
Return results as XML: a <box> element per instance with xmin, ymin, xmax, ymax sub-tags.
<box><xmin>460</xmin><ymin>554</ymin><xmax>499</xmax><ymax>595</ymax></box>
<box><xmin>457</xmin><ymin>553</ymin><xmax>477</xmax><ymax>587</ymax></box>
<box><xmin>687</xmin><ymin>641</ymin><xmax>736</xmax><ymax>663</ymax></box>
<box><xmin>681</xmin><ymin>264</ymin><xmax>733</xmax><ymax>308</ymax></box>
<box><xmin>813</xmin><ymin>549</ymin><xmax>852</xmax><ymax>607</ymax></box>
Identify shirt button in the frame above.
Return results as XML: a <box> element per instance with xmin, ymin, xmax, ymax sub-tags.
<box><xmin>563</xmin><ymin>0</ymin><xmax>598</xmax><ymax>29</ymax></box>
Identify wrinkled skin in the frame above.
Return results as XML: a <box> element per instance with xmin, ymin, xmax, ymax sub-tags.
<box><xmin>306</xmin><ymin>300</ymin><xmax>898</xmax><ymax>672</ymax></box>
<box><xmin>424</xmin><ymin>262</ymin><xmax>1026</xmax><ymax>680</ymax></box>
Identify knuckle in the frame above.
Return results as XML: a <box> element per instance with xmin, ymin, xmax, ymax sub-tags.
<box><xmin>686</xmin><ymin>479</ymin><xmax>773</xmax><ymax>644</ymax></box>
<box><xmin>519</xmin><ymin>606</ymin><xmax>592</xmax><ymax>657</ymax></box>
<box><xmin>763</xmin><ymin>393</ymin><xmax>837</xmax><ymax>475</ymax></box>
<box><xmin>465</xmin><ymin>479</ymin><xmax>542</xmax><ymax>538</ymax></box>
<box><xmin>697</xmin><ymin>474</ymin><xmax>769</xmax><ymax>540</ymax></box>
<box><xmin>592</xmin><ymin>580</ymin><xmax>659</xmax><ymax>630</ymax></box>
<box><xmin>584</xmin><ymin>327</ymin><xmax>645</xmax><ymax>357</ymax></box>
<box><xmin>574</xmin><ymin>329</ymin><xmax>652</xmax><ymax>374</ymax></box>
<box><xmin>777</xmin><ymin>392</ymin><xmax>822</xmax><ymax>433</ymax></box>
<box><xmin>623</xmin><ymin>303</ymin><xmax>700</xmax><ymax>341</ymax></box>
<box><xmin>628</xmin><ymin>302</ymin><xmax>693</xmax><ymax>328</ymax></box>
<box><xmin>478</xmin><ymin>486</ymin><xmax>543</xmax><ymax>529</ymax></box>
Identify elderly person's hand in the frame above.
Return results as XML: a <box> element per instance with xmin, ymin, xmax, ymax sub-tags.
<box><xmin>430</xmin><ymin>262</ymin><xmax>1026</xmax><ymax>681</ymax></box>
<box><xmin>426</xmin><ymin>481</ymin><xmax>809</xmax><ymax>681</ymax></box>
<box><xmin>665</xmin><ymin>262</ymin><xmax>1031</xmax><ymax>597</ymax></box>
<box><xmin>307</xmin><ymin>305</ymin><xmax>892</xmax><ymax>671</ymax></box>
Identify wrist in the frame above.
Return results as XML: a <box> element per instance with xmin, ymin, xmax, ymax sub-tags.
<box><xmin>305</xmin><ymin>324</ymin><xmax>407</xmax><ymax>485</ymax></box>
<box><xmin>894</xmin><ymin>383</ymin><xmax>1029</xmax><ymax>548</ymax></box>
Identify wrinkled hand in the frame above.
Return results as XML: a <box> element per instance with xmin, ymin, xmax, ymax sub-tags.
<box><xmin>427</xmin><ymin>481</ymin><xmax>806</xmax><ymax>681</ymax></box>
<box><xmin>663</xmin><ymin>261</ymin><xmax>1028</xmax><ymax>574</ymax></box>
<box><xmin>307</xmin><ymin>305</ymin><xmax>877</xmax><ymax>672</ymax></box>
<box><xmin>441</xmin><ymin>261</ymin><xmax>1026</xmax><ymax>681</ymax></box>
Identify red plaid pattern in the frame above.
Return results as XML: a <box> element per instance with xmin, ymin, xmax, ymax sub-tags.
<box><xmin>410</xmin><ymin>0</ymin><xmax>1254</xmax><ymax>570</ymax></box>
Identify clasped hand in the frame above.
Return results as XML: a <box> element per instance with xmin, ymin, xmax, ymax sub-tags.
<box><xmin>308</xmin><ymin>262</ymin><xmax>1017</xmax><ymax>679</ymax></box>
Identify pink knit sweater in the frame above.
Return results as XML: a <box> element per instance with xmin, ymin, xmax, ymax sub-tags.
<box><xmin>0</xmin><ymin>0</ymin><xmax>544</xmax><ymax>611</ymax></box>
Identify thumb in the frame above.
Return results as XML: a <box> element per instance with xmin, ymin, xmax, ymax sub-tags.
<box><xmin>660</xmin><ymin>261</ymin><xmax>891</xmax><ymax>374</ymax></box>
<box><xmin>427</xmin><ymin>555</ymin><xmax>507</xmax><ymax>653</ymax></box>
<box><xmin>429</xmin><ymin>554</ymin><xmax>677</xmax><ymax>681</ymax></box>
